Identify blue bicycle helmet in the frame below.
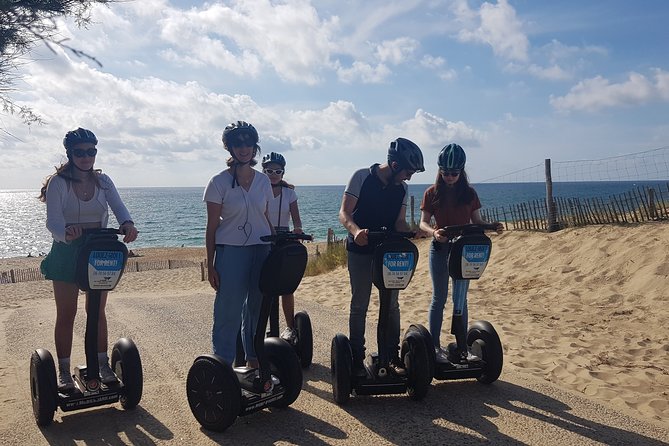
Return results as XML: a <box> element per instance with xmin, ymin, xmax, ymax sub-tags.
<box><xmin>438</xmin><ymin>143</ymin><xmax>466</xmax><ymax>170</ymax></box>
<box><xmin>222</xmin><ymin>121</ymin><xmax>259</xmax><ymax>150</ymax></box>
<box><xmin>63</xmin><ymin>128</ymin><xmax>98</xmax><ymax>150</ymax></box>
<box><xmin>262</xmin><ymin>152</ymin><xmax>286</xmax><ymax>168</ymax></box>
<box><xmin>387</xmin><ymin>137</ymin><xmax>425</xmax><ymax>172</ymax></box>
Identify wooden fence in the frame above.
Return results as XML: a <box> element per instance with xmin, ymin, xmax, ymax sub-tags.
<box><xmin>480</xmin><ymin>183</ymin><xmax>669</xmax><ymax>231</ymax></box>
<box><xmin>0</xmin><ymin>258</ymin><xmax>205</xmax><ymax>285</ymax></box>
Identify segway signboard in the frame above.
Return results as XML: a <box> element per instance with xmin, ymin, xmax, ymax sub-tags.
<box><xmin>88</xmin><ymin>251</ymin><xmax>124</xmax><ymax>290</ymax></box>
<box><xmin>460</xmin><ymin>244</ymin><xmax>490</xmax><ymax>279</ymax></box>
<box><xmin>382</xmin><ymin>252</ymin><xmax>415</xmax><ymax>289</ymax></box>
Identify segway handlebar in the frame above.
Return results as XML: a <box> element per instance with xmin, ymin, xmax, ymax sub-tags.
<box><xmin>367</xmin><ymin>229</ymin><xmax>416</xmax><ymax>241</ymax></box>
<box><xmin>81</xmin><ymin>227</ymin><xmax>123</xmax><ymax>236</ymax></box>
<box><xmin>439</xmin><ymin>223</ymin><xmax>500</xmax><ymax>237</ymax></box>
<box><xmin>260</xmin><ymin>232</ymin><xmax>314</xmax><ymax>243</ymax></box>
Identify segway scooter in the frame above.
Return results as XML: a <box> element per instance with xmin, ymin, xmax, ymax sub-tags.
<box><xmin>30</xmin><ymin>228</ymin><xmax>143</xmax><ymax>426</ymax></box>
<box><xmin>186</xmin><ymin>232</ymin><xmax>311</xmax><ymax>432</ymax></box>
<box><xmin>330</xmin><ymin>230</ymin><xmax>431</xmax><ymax>405</ymax></box>
<box><xmin>266</xmin><ymin>231</ymin><xmax>314</xmax><ymax>368</ymax></box>
<box><xmin>425</xmin><ymin>223</ymin><xmax>504</xmax><ymax>384</ymax></box>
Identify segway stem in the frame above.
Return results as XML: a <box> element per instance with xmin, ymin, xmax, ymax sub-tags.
<box><xmin>85</xmin><ymin>290</ymin><xmax>101</xmax><ymax>380</ymax></box>
<box><xmin>376</xmin><ymin>290</ymin><xmax>391</xmax><ymax>373</ymax></box>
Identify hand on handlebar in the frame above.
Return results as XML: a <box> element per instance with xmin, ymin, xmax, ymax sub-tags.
<box><xmin>353</xmin><ymin>228</ymin><xmax>369</xmax><ymax>246</ymax></box>
<box><xmin>120</xmin><ymin>222</ymin><xmax>139</xmax><ymax>243</ymax></box>
<box><xmin>432</xmin><ymin>228</ymin><xmax>448</xmax><ymax>243</ymax></box>
<box><xmin>65</xmin><ymin>225</ymin><xmax>84</xmax><ymax>241</ymax></box>
<box><xmin>493</xmin><ymin>221</ymin><xmax>504</xmax><ymax>234</ymax></box>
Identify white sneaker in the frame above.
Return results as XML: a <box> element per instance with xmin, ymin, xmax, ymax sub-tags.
<box><xmin>58</xmin><ymin>368</ymin><xmax>75</xmax><ymax>392</ymax></box>
<box><xmin>99</xmin><ymin>361</ymin><xmax>119</xmax><ymax>384</ymax></box>
<box><xmin>435</xmin><ymin>347</ymin><xmax>450</xmax><ymax>363</ymax></box>
<box><xmin>280</xmin><ymin>327</ymin><xmax>298</xmax><ymax>344</ymax></box>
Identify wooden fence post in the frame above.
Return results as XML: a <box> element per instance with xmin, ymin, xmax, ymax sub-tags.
<box><xmin>545</xmin><ymin>159</ymin><xmax>559</xmax><ymax>232</ymax></box>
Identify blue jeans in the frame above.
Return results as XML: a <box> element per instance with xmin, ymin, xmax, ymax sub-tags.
<box><xmin>347</xmin><ymin>251</ymin><xmax>400</xmax><ymax>363</ymax></box>
<box><xmin>212</xmin><ymin>244</ymin><xmax>270</xmax><ymax>364</ymax></box>
<box><xmin>428</xmin><ymin>241</ymin><xmax>470</xmax><ymax>349</ymax></box>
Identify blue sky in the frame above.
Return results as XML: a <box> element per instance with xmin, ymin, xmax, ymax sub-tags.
<box><xmin>2</xmin><ymin>0</ymin><xmax>668</xmax><ymax>188</ymax></box>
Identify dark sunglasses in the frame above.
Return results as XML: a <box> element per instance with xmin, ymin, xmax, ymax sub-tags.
<box><xmin>264</xmin><ymin>169</ymin><xmax>284</xmax><ymax>175</ymax></box>
<box><xmin>440</xmin><ymin>169</ymin><xmax>461</xmax><ymax>177</ymax></box>
<box><xmin>72</xmin><ymin>148</ymin><xmax>98</xmax><ymax>158</ymax></box>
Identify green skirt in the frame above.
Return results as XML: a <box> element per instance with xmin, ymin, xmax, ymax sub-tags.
<box><xmin>40</xmin><ymin>238</ymin><xmax>85</xmax><ymax>283</ymax></box>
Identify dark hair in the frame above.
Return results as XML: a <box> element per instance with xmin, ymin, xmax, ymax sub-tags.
<box><xmin>431</xmin><ymin>169</ymin><xmax>475</xmax><ymax>209</ymax></box>
<box><xmin>38</xmin><ymin>161</ymin><xmax>103</xmax><ymax>202</ymax></box>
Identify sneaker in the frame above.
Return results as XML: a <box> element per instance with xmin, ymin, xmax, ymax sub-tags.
<box><xmin>99</xmin><ymin>361</ymin><xmax>119</xmax><ymax>384</ymax></box>
<box><xmin>352</xmin><ymin>360</ymin><xmax>367</xmax><ymax>378</ymax></box>
<box><xmin>447</xmin><ymin>342</ymin><xmax>468</xmax><ymax>364</ymax></box>
<box><xmin>58</xmin><ymin>368</ymin><xmax>75</xmax><ymax>392</ymax></box>
<box><xmin>388</xmin><ymin>359</ymin><xmax>407</xmax><ymax>377</ymax></box>
<box><xmin>435</xmin><ymin>347</ymin><xmax>450</xmax><ymax>363</ymax></box>
<box><xmin>280</xmin><ymin>327</ymin><xmax>298</xmax><ymax>344</ymax></box>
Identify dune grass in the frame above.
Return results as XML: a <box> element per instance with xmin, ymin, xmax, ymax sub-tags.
<box><xmin>304</xmin><ymin>241</ymin><xmax>347</xmax><ymax>276</ymax></box>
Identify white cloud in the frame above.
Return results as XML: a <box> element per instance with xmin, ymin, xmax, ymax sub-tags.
<box><xmin>550</xmin><ymin>69</ymin><xmax>669</xmax><ymax>112</ymax></box>
<box><xmin>337</xmin><ymin>61</ymin><xmax>392</xmax><ymax>84</ymax></box>
<box><xmin>420</xmin><ymin>55</ymin><xmax>445</xmax><ymax>69</ymax></box>
<box><xmin>375</xmin><ymin>37</ymin><xmax>419</xmax><ymax>65</ymax></box>
<box><xmin>455</xmin><ymin>0</ymin><xmax>529</xmax><ymax>62</ymax></box>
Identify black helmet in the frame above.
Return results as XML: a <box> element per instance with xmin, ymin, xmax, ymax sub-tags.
<box><xmin>262</xmin><ymin>152</ymin><xmax>286</xmax><ymax>168</ymax></box>
<box><xmin>63</xmin><ymin>128</ymin><xmax>98</xmax><ymax>150</ymax></box>
<box><xmin>222</xmin><ymin>121</ymin><xmax>259</xmax><ymax>150</ymax></box>
<box><xmin>438</xmin><ymin>143</ymin><xmax>466</xmax><ymax>170</ymax></box>
<box><xmin>387</xmin><ymin>137</ymin><xmax>425</xmax><ymax>172</ymax></box>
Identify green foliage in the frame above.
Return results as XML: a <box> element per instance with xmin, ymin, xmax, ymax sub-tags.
<box><xmin>0</xmin><ymin>0</ymin><xmax>114</xmax><ymax>127</ymax></box>
<box><xmin>304</xmin><ymin>241</ymin><xmax>347</xmax><ymax>277</ymax></box>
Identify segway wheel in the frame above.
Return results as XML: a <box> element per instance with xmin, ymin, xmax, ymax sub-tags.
<box><xmin>186</xmin><ymin>355</ymin><xmax>241</xmax><ymax>432</ymax></box>
<box><xmin>111</xmin><ymin>338</ymin><xmax>143</xmax><ymax>409</ymax></box>
<box><xmin>403</xmin><ymin>324</ymin><xmax>434</xmax><ymax>381</ymax></box>
<box><xmin>294</xmin><ymin>311</ymin><xmax>313</xmax><ymax>368</ymax></box>
<box><xmin>30</xmin><ymin>349</ymin><xmax>58</xmax><ymax>426</ymax></box>
<box><xmin>467</xmin><ymin>320</ymin><xmax>503</xmax><ymax>384</ymax></box>
<box><xmin>330</xmin><ymin>334</ymin><xmax>352</xmax><ymax>405</ymax></box>
<box><xmin>401</xmin><ymin>330</ymin><xmax>431</xmax><ymax>400</ymax></box>
<box><xmin>265</xmin><ymin>337</ymin><xmax>303</xmax><ymax>408</ymax></box>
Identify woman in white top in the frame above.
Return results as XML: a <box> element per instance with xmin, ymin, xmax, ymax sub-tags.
<box><xmin>261</xmin><ymin>152</ymin><xmax>303</xmax><ymax>344</ymax></box>
<box><xmin>39</xmin><ymin>128</ymin><xmax>138</xmax><ymax>391</ymax></box>
<box><xmin>203</xmin><ymin>121</ymin><xmax>274</xmax><ymax>367</ymax></box>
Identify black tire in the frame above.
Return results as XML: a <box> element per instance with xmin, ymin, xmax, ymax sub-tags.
<box><xmin>265</xmin><ymin>337</ymin><xmax>303</xmax><ymax>408</ymax></box>
<box><xmin>401</xmin><ymin>331</ymin><xmax>431</xmax><ymax>400</ymax></box>
<box><xmin>30</xmin><ymin>349</ymin><xmax>57</xmax><ymax>426</ymax></box>
<box><xmin>186</xmin><ymin>355</ymin><xmax>241</xmax><ymax>432</ymax></box>
<box><xmin>294</xmin><ymin>311</ymin><xmax>313</xmax><ymax>368</ymax></box>
<box><xmin>330</xmin><ymin>334</ymin><xmax>352</xmax><ymax>405</ymax></box>
<box><xmin>111</xmin><ymin>338</ymin><xmax>143</xmax><ymax>409</ymax></box>
<box><xmin>403</xmin><ymin>324</ymin><xmax>434</xmax><ymax>381</ymax></box>
<box><xmin>467</xmin><ymin>320</ymin><xmax>503</xmax><ymax>384</ymax></box>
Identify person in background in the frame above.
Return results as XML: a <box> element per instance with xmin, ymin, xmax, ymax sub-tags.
<box><xmin>418</xmin><ymin>143</ymin><xmax>503</xmax><ymax>363</ymax></box>
<box><xmin>338</xmin><ymin>137</ymin><xmax>425</xmax><ymax>377</ymax></box>
<box><xmin>261</xmin><ymin>152</ymin><xmax>304</xmax><ymax>344</ymax></box>
<box><xmin>39</xmin><ymin>127</ymin><xmax>138</xmax><ymax>391</ymax></box>
<box><xmin>203</xmin><ymin>121</ymin><xmax>274</xmax><ymax>367</ymax></box>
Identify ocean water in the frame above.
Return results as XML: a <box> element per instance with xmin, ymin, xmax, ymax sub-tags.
<box><xmin>1</xmin><ymin>180</ymin><xmax>666</xmax><ymax>259</ymax></box>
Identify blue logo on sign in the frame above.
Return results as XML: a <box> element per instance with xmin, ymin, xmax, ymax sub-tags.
<box><xmin>463</xmin><ymin>245</ymin><xmax>490</xmax><ymax>263</ymax></box>
<box><xmin>383</xmin><ymin>252</ymin><xmax>415</xmax><ymax>272</ymax></box>
<box><xmin>88</xmin><ymin>251</ymin><xmax>124</xmax><ymax>272</ymax></box>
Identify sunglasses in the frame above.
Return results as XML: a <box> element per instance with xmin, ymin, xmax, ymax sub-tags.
<box><xmin>264</xmin><ymin>169</ymin><xmax>284</xmax><ymax>175</ymax></box>
<box><xmin>440</xmin><ymin>169</ymin><xmax>461</xmax><ymax>177</ymax></box>
<box><xmin>72</xmin><ymin>148</ymin><xmax>98</xmax><ymax>158</ymax></box>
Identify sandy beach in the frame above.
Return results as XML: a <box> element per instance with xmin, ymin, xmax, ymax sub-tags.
<box><xmin>1</xmin><ymin>222</ymin><xmax>668</xmax><ymax>444</ymax></box>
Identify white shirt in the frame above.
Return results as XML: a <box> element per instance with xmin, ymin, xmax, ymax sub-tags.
<box><xmin>45</xmin><ymin>173</ymin><xmax>133</xmax><ymax>243</ymax></box>
<box><xmin>203</xmin><ymin>169</ymin><xmax>273</xmax><ymax>246</ymax></box>
<box><xmin>267</xmin><ymin>186</ymin><xmax>298</xmax><ymax>230</ymax></box>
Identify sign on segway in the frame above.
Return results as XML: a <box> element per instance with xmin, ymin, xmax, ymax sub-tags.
<box><xmin>87</xmin><ymin>250</ymin><xmax>124</xmax><ymax>289</ymax></box>
<box><xmin>382</xmin><ymin>252</ymin><xmax>415</xmax><ymax>289</ymax></box>
<box><xmin>459</xmin><ymin>244</ymin><xmax>491</xmax><ymax>279</ymax></box>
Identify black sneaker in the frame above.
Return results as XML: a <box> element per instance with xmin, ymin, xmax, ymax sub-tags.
<box><xmin>352</xmin><ymin>360</ymin><xmax>367</xmax><ymax>378</ymax></box>
<box><xmin>447</xmin><ymin>342</ymin><xmax>468</xmax><ymax>364</ymax></box>
<box><xmin>388</xmin><ymin>359</ymin><xmax>407</xmax><ymax>377</ymax></box>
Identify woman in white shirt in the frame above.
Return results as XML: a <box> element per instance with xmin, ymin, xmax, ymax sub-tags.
<box><xmin>203</xmin><ymin>121</ymin><xmax>274</xmax><ymax>367</ymax></box>
<box><xmin>39</xmin><ymin>128</ymin><xmax>138</xmax><ymax>391</ymax></box>
<box><xmin>261</xmin><ymin>152</ymin><xmax>303</xmax><ymax>344</ymax></box>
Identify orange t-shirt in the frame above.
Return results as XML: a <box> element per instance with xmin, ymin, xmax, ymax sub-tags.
<box><xmin>420</xmin><ymin>185</ymin><xmax>481</xmax><ymax>227</ymax></box>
